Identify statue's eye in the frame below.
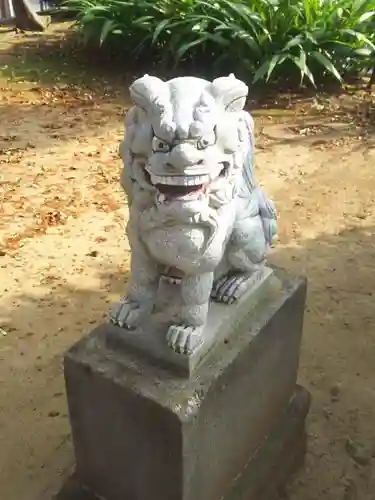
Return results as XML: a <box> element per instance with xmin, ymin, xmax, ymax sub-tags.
<box><xmin>152</xmin><ymin>137</ymin><xmax>170</xmax><ymax>153</ymax></box>
<box><xmin>197</xmin><ymin>132</ymin><xmax>215</xmax><ymax>150</ymax></box>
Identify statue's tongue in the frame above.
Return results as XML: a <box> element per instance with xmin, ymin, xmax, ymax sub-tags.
<box><xmin>155</xmin><ymin>183</ymin><xmax>203</xmax><ymax>198</ymax></box>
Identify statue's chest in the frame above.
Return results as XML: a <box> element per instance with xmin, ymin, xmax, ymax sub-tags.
<box><xmin>142</xmin><ymin>220</ymin><xmax>231</xmax><ymax>274</ymax></box>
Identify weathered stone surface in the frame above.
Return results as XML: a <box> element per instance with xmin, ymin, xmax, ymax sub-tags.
<box><xmin>52</xmin><ymin>386</ymin><xmax>310</xmax><ymax>500</ymax></box>
<box><xmin>64</xmin><ymin>270</ymin><xmax>307</xmax><ymax>500</ymax></box>
<box><xmin>228</xmin><ymin>385</ymin><xmax>310</xmax><ymax>500</ymax></box>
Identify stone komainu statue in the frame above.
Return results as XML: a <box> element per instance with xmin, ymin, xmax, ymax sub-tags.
<box><xmin>109</xmin><ymin>74</ymin><xmax>277</xmax><ymax>355</ymax></box>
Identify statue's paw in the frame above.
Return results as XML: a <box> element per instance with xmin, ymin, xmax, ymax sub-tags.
<box><xmin>166</xmin><ymin>325</ymin><xmax>204</xmax><ymax>356</ymax></box>
<box><xmin>211</xmin><ymin>271</ymin><xmax>261</xmax><ymax>305</ymax></box>
<box><xmin>108</xmin><ymin>298</ymin><xmax>150</xmax><ymax>330</ymax></box>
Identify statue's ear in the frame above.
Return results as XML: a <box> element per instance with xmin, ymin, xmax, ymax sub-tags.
<box><xmin>209</xmin><ymin>74</ymin><xmax>248</xmax><ymax>112</ymax></box>
<box><xmin>129</xmin><ymin>74</ymin><xmax>170</xmax><ymax>113</ymax></box>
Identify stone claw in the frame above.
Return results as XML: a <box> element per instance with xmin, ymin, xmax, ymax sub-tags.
<box><xmin>166</xmin><ymin>325</ymin><xmax>204</xmax><ymax>356</ymax></box>
<box><xmin>108</xmin><ymin>297</ymin><xmax>151</xmax><ymax>330</ymax></box>
<box><xmin>211</xmin><ymin>270</ymin><xmax>264</xmax><ymax>304</ymax></box>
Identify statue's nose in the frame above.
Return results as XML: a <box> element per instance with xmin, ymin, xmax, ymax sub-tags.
<box><xmin>167</xmin><ymin>143</ymin><xmax>203</xmax><ymax>172</ymax></box>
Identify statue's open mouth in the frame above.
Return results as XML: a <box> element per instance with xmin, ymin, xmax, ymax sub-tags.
<box><xmin>152</xmin><ymin>174</ymin><xmax>208</xmax><ymax>197</ymax></box>
<box><xmin>147</xmin><ymin>164</ymin><xmax>229</xmax><ymax>199</ymax></box>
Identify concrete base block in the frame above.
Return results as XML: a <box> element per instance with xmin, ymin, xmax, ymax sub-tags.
<box><xmin>53</xmin><ymin>386</ymin><xmax>310</xmax><ymax>500</ymax></box>
<box><xmin>62</xmin><ymin>270</ymin><xmax>309</xmax><ymax>500</ymax></box>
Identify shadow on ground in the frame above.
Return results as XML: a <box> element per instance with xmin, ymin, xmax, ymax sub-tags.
<box><xmin>0</xmin><ymin>98</ymin><xmax>125</xmax><ymax>151</ymax></box>
<box><xmin>0</xmin><ymin>223</ymin><xmax>374</xmax><ymax>499</ymax></box>
<box><xmin>272</xmin><ymin>226</ymin><xmax>375</xmax><ymax>500</ymax></box>
<box><xmin>1</xmin><ymin>22</ymin><xmax>375</xmax><ymax>160</ymax></box>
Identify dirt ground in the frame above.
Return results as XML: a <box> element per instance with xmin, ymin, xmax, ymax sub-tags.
<box><xmin>1</xmin><ymin>25</ymin><xmax>375</xmax><ymax>500</ymax></box>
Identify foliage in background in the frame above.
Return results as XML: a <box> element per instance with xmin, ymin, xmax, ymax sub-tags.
<box><xmin>61</xmin><ymin>0</ymin><xmax>375</xmax><ymax>87</ymax></box>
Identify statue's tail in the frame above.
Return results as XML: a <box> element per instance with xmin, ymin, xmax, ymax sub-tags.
<box><xmin>241</xmin><ymin>111</ymin><xmax>277</xmax><ymax>245</ymax></box>
<box><xmin>241</xmin><ymin>111</ymin><xmax>256</xmax><ymax>194</ymax></box>
<box><xmin>256</xmin><ymin>190</ymin><xmax>277</xmax><ymax>245</ymax></box>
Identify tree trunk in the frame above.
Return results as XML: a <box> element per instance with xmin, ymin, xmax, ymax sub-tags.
<box><xmin>12</xmin><ymin>0</ymin><xmax>46</xmax><ymax>31</ymax></box>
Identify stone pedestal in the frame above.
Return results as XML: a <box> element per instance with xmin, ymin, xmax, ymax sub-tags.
<box><xmin>62</xmin><ymin>269</ymin><xmax>310</xmax><ymax>500</ymax></box>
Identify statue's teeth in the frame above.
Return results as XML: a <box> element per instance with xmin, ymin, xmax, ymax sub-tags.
<box><xmin>151</xmin><ymin>174</ymin><xmax>210</xmax><ymax>186</ymax></box>
<box><xmin>195</xmin><ymin>174</ymin><xmax>209</xmax><ymax>185</ymax></box>
<box><xmin>166</xmin><ymin>176</ymin><xmax>178</xmax><ymax>185</ymax></box>
<box><xmin>150</xmin><ymin>174</ymin><xmax>161</xmax><ymax>185</ymax></box>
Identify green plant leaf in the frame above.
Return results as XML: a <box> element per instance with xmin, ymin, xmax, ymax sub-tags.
<box><xmin>283</xmin><ymin>35</ymin><xmax>305</xmax><ymax>52</ymax></box>
<box><xmin>311</xmin><ymin>50</ymin><xmax>343</xmax><ymax>81</ymax></box>
<box><xmin>253</xmin><ymin>53</ymin><xmax>287</xmax><ymax>83</ymax></box>
<box><xmin>354</xmin><ymin>47</ymin><xmax>373</xmax><ymax>55</ymax></box>
<box><xmin>358</xmin><ymin>10</ymin><xmax>375</xmax><ymax>22</ymax></box>
<box><xmin>176</xmin><ymin>37</ymin><xmax>209</xmax><ymax>59</ymax></box>
<box><xmin>152</xmin><ymin>18</ymin><xmax>171</xmax><ymax>44</ymax></box>
<box><xmin>290</xmin><ymin>51</ymin><xmax>316</xmax><ymax>86</ymax></box>
<box><xmin>100</xmin><ymin>19</ymin><xmax>116</xmax><ymax>45</ymax></box>
<box><xmin>62</xmin><ymin>0</ymin><xmax>375</xmax><ymax>88</ymax></box>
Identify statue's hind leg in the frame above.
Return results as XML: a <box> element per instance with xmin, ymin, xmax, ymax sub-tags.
<box><xmin>211</xmin><ymin>215</ymin><xmax>267</xmax><ymax>305</ymax></box>
<box><xmin>211</xmin><ymin>267</ymin><xmax>266</xmax><ymax>305</ymax></box>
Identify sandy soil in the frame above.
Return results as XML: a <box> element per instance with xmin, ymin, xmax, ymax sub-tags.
<box><xmin>1</xmin><ymin>26</ymin><xmax>375</xmax><ymax>500</ymax></box>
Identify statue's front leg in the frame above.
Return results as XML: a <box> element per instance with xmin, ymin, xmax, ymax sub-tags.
<box><xmin>109</xmin><ymin>241</ymin><xmax>159</xmax><ymax>330</ymax></box>
<box><xmin>166</xmin><ymin>272</ymin><xmax>213</xmax><ymax>355</ymax></box>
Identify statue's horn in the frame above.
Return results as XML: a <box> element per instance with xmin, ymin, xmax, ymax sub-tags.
<box><xmin>209</xmin><ymin>75</ymin><xmax>248</xmax><ymax>112</ymax></box>
<box><xmin>129</xmin><ymin>75</ymin><xmax>170</xmax><ymax>114</ymax></box>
